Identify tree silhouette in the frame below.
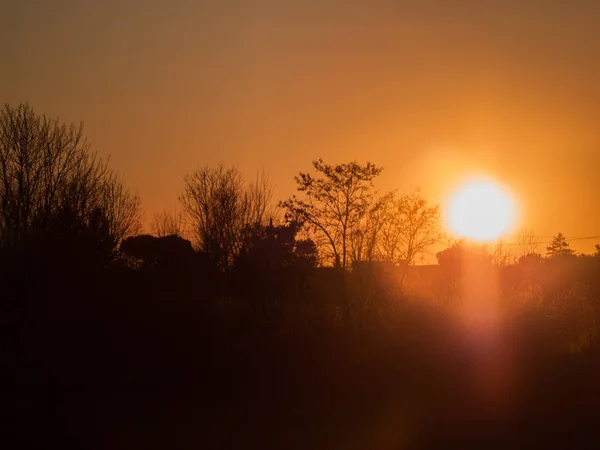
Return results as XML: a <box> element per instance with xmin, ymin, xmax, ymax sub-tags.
<box><xmin>179</xmin><ymin>164</ymin><xmax>273</xmax><ymax>274</ymax></box>
<box><xmin>119</xmin><ymin>234</ymin><xmax>195</xmax><ymax>270</ymax></box>
<box><xmin>151</xmin><ymin>209</ymin><xmax>186</xmax><ymax>237</ymax></box>
<box><xmin>518</xmin><ymin>251</ymin><xmax>543</xmax><ymax>266</ymax></box>
<box><xmin>516</xmin><ymin>228</ymin><xmax>539</xmax><ymax>258</ymax></box>
<box><xmin>349</xmin><ymin>192</ymin><xmax>393</xmax><ymax>264</ymax></box>
<box><xmin>233</xmin><ymin>220</ymin><xmax>317</xmax><ymax>316</ymax></box>
<box><xmin>436</xmin><ymin>240</ymin><xmax>492</xmax><ymax>278</ymax></box>
<box><xmin>33</xmin><ymin>205</ymin><xmax>115</xmax><ymax>270</ymax></box>
<box><xmin>546</xmin><ymin>232</ymin><xmax>575</xmax><ymax>258</ymax></box>
<box><xmin>491</xmin><ymin>238</ymin><xmax>515</xmax><ymax>267</ymax></box>
<box><xmin>0</xmin><ymin>103</ymin><xmax>141</xmax><ymax>261</ymax></box>
<box><xmin>281</xmin><ymin>159</ymin><xmax>382</xmax><ymax>269</ymax></box>
<box><xmin>96</xmin><ymin>171</ymin><xmax>143</xmax><ymax>248</ymax></box>
<box><xmin>378</xmin><ymin>189</ymin><xmax>443</xmax><ymax>266</ymax></box>
<box><xmin>235</xmin><ymin>220</ymin><xmax>317</xmax><ymax>273</ymax></box>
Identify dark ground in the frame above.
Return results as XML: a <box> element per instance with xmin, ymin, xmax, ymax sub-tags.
<box><xmin>4</xmin><ymin>267</ymin><xmax>600</xmax><ymax>450</ymax></box>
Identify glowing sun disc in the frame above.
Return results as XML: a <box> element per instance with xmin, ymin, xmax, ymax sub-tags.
<box><xmin>445</xmin><ymin>178</ymin><xmax>516</xmax><ymax>242</ymax></box>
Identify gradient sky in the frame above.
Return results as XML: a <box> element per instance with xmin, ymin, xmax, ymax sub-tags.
<box><xmin>2</xmin><ymin>0</ymin><xmax>600</xmax><ymax>253</ymax></box>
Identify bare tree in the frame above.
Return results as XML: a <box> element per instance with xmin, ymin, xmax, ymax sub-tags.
<box><xmin>349</xmin><ymin>192</ymin><xmax>393</xmax><ymax>264</ymax></box>
<box><xmin>0</xmin><ymin>103</ymin><xmax>92</xmax><ymax>246</ymax></box>
<box><xmin>179</xmin><ymin>164</ymin><xmax>273</xmax><ymax>273</ymax></box>
<box><xmin>0</xmin><ymin>103</ymin><xmax>141</xmax><ymax>256</ymax></box>
<box><xmin>516</xmin><ymin>228</ymin><xmax>540</xmax><ymax>258</ymax></box>
<box><xmin>244</xmin><ymin>170</ymin><xmax>276</xmax><ymax>227</ymax></box>
<box><xmin>378</xmin><ymin>189</ymin><xmax>443</xmax><ymax>266</ymax></box>
<box><xmin>491</xmin><ymin>238</ymin><xmax>515</xmax><ymax>267</ymax></box>
<box><xmin>281</xmin><ymin>159</ymin><xmax>382</xmax><ymax>269</ymax></box>
<box><xmin>97</xmin><ymin>172</ymin><xmax>143</xmax><ymax>245</ymax></box>
<box><xmin>151</xmin><ymin>208</ymin><xmax>186</xmax><ymax>237</ymax></box>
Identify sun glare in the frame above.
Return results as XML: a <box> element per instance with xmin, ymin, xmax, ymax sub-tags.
<box><xmin>445</xmin><ymin>178</ymin><xmax>516</xmax><ymax>242</ymax></box>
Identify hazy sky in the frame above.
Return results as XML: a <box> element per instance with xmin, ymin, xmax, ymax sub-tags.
<box><xmin>2</xmin><ymin>1</ymin><xmax>600</xmax><ymax>253</ymax></box>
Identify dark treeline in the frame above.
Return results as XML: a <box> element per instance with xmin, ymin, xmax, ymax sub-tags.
<box><xmin>3</xmin><ymin>104</ymin><xmax>600</xmax><ymax>449</ymax></box>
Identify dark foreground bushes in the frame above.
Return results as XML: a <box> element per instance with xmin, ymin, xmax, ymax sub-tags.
<box><xmin>3</xmin><ymin>262</ymin><xmax>600</xmax><ymax>450</ymax></box>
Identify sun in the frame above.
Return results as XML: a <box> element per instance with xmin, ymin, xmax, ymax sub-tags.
<box><xmin>445</xmin><ymin>177</ymin><xmax>517</xmax><ymax>242</ymax></box>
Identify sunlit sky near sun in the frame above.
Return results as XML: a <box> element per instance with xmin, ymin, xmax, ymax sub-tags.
<box><xmin>445</xmin><ymin>178</ymin><xmax>517</xmax><ymax>242</ymax></box>
<box><xmin>2</xmin><ymin>1</ymin><xmax>600</xmax><ymax>253</ymax></box>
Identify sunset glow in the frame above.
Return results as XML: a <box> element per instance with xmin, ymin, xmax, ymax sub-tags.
<box><xmin>6</xmin><ymin>3</ymin><xmax>600</xmax><ymax>446</ymax></box>
<box><xmin>446</xmin><ymin>178</ymin><xmax>516</xmax><ymax>242</ymax></box>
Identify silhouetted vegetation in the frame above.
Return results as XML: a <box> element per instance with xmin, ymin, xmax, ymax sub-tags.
<box><xmin>281</xmin><ymin>159</ymin><xmax>383</xmax><ymax>269</ymax></box>
<box><xmin>179</xmin><ymin>164</ymin><xmax>274</xmax><ymax>276</ymax></box>
<box><xmin>0</xmin><ymin>104</ymin><xmax>142</xmax><ymax>270</ymax></box>
<box><xmin>4</xmin><ymin>103</ymin><xmax>600</xmax><ymax>449</ymax></box>
<box><xmin>546</xmin><ymin>231</ymin><xmax>576</xmax><ymax>258</ymax></box>
<box><xmin>150</xmin><ymin>209</ymin><xmax>186</xmax><ymax>238</ymax></box>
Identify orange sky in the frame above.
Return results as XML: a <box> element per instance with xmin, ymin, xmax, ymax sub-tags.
<box><xmin>2</xmin><ymin>1</ymin><xmax>600</xmax><ymax>253</ymax></box>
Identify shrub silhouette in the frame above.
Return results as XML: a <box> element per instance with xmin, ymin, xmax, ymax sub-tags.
<box><xmin>119</xmin><ymin>234</ymin><xmax>196</xmax><ymax>271</ymax></box>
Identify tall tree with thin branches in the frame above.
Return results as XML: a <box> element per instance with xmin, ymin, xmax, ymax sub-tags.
<box><xmin>0</xmin><ymin>103</ymin><xmax>141</xmax><ymax>260</ymax></box>
<box><xmin>179</xmin><ymin>164</ymin><xmax>273</xmax><ymax>273</ymax></box>
<box><xmin>281</xmin><ymin>159</ymin><xmax>382</xmax><ymax>269</ymax></box>
<box><xmin>151</xmin><ymin>209</ymin><xmax>186</xmax><ymax>237</ymax></box>
<box><xmin>349</xmin><ymin>192</ymin><xmax>394</xmax><ymax>264</ymax></box>
<box><xmin>516</xmin><ymin>228</ymin><xmax>540</xmax><ymax>258</ymax></box>
<box><xmin>378</xmin><ymin>189</ymin><xmax>443</xmax><ymax>266</ymax></box>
